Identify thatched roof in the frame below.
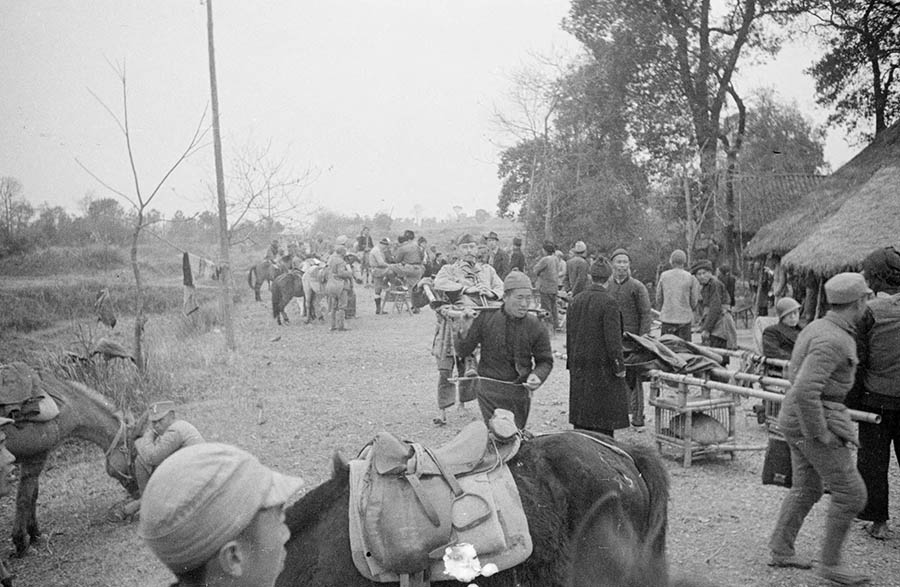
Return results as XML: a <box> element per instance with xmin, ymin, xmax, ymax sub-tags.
<box><xmin>745</xmin><ymin>121</ymin><xmax>900</xmax><ymax>258</ymax></box>
<box><xmin>781</xmin><ymin>165</ymin><xmax>900</xmax><ymax>274</ymax></box>
<box><xmin>727</xmin><ymin>173</ymin><xmax>826</xmax><ymax>234</ymax></box>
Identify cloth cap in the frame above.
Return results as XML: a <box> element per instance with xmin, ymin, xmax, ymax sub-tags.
<box><xmin>335</xmin><ymin>235</ymin><xmax>348</xmax><ymax>246</ymax></box>
<box><xmin>485</xmin><ymin>231</ymin><xmax>499</xmax><ymax>241</ymax></box>
<box><xmin>590</xmin><ymin>258</ymin><xmax>613</xmax><ymax>281</ymax></box>
<box><xmin>824</xmin><ymin>272</ymin><xmax>872</xmax><ymax>304</ymax></box>
<box><xmin>690</xmin><ymin>259</ymin><xmax>713</xmax><ymax>274</ymax></box>
<box><xmin>503</xmin><ymin>271</ymin><xmax>532</xmax><ymax>291</ymax></box>
<box><xmin>610</xmin><ymin>248</ymin><xmax>630</xmax><ymax>261</ymax></box>
<box><xmin>457</xmin><ymin>234</ymin><xmax>476</xmax><ymax>245</ymax></box>
<box><xmin>573</xmin><ymin>241</ymin><xmax>587</xmax><ymax>254</ymax></box>
<box><xmin>139</xmin><ymin>443</ymin><xmax>304</xmax><ymax>574</ymax></box>
<box><xmin>379</xmin><ymin>237</ymin><xmax>390</xmax><ymax>245</ymax></box>
<box><xmin>148</xmin><ymin>401</ymin><xmax>175</xmax><ymax>422</ymax></box>
<box><xmin>669</xmin><ymin>249</ymin><xmax>687</xmax><ymax>266</ymax></box>
<box><xmin>775</xmin><ymin>297</ymin><xmax>802</xmax><ymax>320</ymax></box>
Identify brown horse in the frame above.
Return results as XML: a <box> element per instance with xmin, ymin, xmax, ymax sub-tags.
<box><xmin>4</xmin><ymin>377</ymin><xmax>138</xmax><ymax>555</ymax></box>
<box><xmin>247</xmin><ymin>261</ymin><xmax>284</xmax><ymax>302</ymax></box>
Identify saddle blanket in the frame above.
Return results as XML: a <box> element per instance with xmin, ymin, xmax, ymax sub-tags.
<box><xmin>348</xmin><ymin>449</ymin><xmax>532</xmax><ymax>583</ymax></box>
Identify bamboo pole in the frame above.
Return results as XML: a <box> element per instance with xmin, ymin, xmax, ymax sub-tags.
<box><xmin>648</xmin><ymin>370</ymin><xmax>881</xmax><ymax>424</ymax></box>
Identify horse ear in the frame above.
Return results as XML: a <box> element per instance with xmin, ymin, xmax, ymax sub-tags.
<box><xmin>568</xmin><ymin>492</ymin><xmax>647</xmax><ymax>587</ymax></box>
<box><xmin>332</xmin><ymin>450</ymin><xmax>350</xmax><ymax>476</ymax></box>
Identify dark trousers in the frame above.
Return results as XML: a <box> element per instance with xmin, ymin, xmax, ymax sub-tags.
<box><xmin>857</xmin><ymin>409</ymin><xmax>900</xmax><ymax>523</ymax></box>
<box><xmin>437</xmin><ymin>357</ymin><xmax>476</xmax><ymax>410</ymax></box>
<box><xmin>661</xmin><ymin>322</ymin><xmax>692</xmax><ymax>340</ymax></box>
<box><xmin>706</xmin><ymin>334</ymin><xmax>727</xmax><ymax>349</ymax></box>
<box><xmin>769</xmin><ymin>433</ymin><xmax>867</xmax><ymax>566</ymax></box>
<box><xmin>626</xmin><ymin>369</ymin><xmax>644</xmax><ymax>425</ymax></box>
<box><xmin>540</xmin><ymin>292</ymin><xmax>558</xmax><ymax>330</ymax></box>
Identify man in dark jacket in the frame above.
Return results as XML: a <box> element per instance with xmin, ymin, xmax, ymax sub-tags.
<box><xmin>485</xmin><ymin>231</ymin><xmax>510</xmax><ymax>280</ymax></box>
<box><xmin>509</xmin><ymin>237</ymin><xmax>525</xmax><ymax>273</ymax></box>
<box><xmin>456</xmin><ymin>271</ymin><xmax>553</xmax><ymax>429</ymax></box>
<box><xmin>851</xmin><ymin>246</ymin><xmax>900</xmax><ymax>541</ymax></box>
<box><xmin>607</xmin><ymin>248</ymin><xmax>652</xmax><ymax>427</ymax></box>
<box><xmin>768</xmin><ymin>272</ymin><xmax>871</xmax><ymax>585</ymax></box>
<box><xmin>692</xmin><ymin>259</ymin><xmax>732</xmax><ymax>349</ymax></box>
<box><xmin>566</xmin><ymin>258</ymin><xmax>629</xmax><ymax>436</ymax></box>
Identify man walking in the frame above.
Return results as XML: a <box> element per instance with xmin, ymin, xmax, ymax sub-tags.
<box><xmin>607</xmin><ymin>248</ymin><xmax>652</xmax><ymax>427</ymax></box>
<box><xmin>564</xmin><ymin>240</ymin><xmax>590</xmax><ymax>298</ymax></box>
<box><xmin>566</xmin><ymin>258</ymin><xmax>629</xmax><ymax>437</ymax></box>
<box><xmin>456</xmin><ymin>271</ymin><xmax>553</xmax><ymax>429</ymax></box>
<box><xmin>656</xmin><ymin>249</ymin><xmax>700</xmax><ymax>340</ymax></box>
<box><xmin>768</xmin><ymin>272</ymin><xmax>871</xmax><ymax>585</ymax></box>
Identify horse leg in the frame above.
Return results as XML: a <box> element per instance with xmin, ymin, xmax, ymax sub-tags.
<box><xmin>14</xmin><ymin>459</ymin><xmax>45</xmax><ymax>556</ymax></box>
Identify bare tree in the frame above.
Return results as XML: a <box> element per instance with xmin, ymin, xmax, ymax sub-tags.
<box><xmin>77</xmin><ymin>62</ymin><xmax>209</xmax><ymax>372</ymax></box>
<box><xmin>215</xmin><ymin>137</ymin><xmax>317</xmax><ymax>246</ymax></box>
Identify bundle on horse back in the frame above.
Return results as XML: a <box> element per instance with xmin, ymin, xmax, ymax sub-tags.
<box><xmin>277</xmin><ymin>426</ymin><xmax>673</xmax><ymax>587</ymax></box>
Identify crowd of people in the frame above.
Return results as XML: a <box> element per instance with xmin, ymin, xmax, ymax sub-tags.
<box><xmin>113</xmin><ymin>230</ymin><xmax>897</xmax><ymax>587</ymax></box>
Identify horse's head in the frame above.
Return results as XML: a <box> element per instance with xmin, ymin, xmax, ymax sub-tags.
<box><xmin>105</xmin><ymin>410</ymin><xmax>140</xmax><ymax>498</ymax></box>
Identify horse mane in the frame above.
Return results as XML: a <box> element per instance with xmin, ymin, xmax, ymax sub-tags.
<box><xmin>285</xmin><ymin>452</ymin><xmax>349</xmax><ymax>534</ymax></box>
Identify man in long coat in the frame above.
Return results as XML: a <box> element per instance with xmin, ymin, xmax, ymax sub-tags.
<box><xmin>565</xmin><ymin>257</ymin><xmax>629</xmax><ymax>436</ymax></box>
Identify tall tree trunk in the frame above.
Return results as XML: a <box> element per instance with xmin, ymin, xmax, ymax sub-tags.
<box><xmin>130</xmin><ymin>215</ymin><xmax>146</xmax><ymax>372</ymax></box>
<box><xmin>206</xmin><ymin>0</ymin><xmax>236</xmax><ymax>352</ymax></box>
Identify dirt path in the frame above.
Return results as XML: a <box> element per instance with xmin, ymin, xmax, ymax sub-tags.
<box><xmin>3</xmin><ymin>287</ymin><xmax>898</xmax><ymax>586</ymax></box>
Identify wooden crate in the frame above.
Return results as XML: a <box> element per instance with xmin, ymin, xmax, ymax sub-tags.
<box><xmin>649</xmin><ymin>377</ymin><xmax>738</xmax><ymax>467</ymax></box>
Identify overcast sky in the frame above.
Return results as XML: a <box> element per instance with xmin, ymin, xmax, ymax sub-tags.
<box><xmin>1</xmin><ymin>1</ymin><xmax>855</xmax><ymax>223</ymax></box>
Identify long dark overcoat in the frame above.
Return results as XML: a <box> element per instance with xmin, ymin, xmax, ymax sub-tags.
<box><xmin>565</xmin><ymin>283</ymin><xmax>630</xmax><ymax>432</ymax></box>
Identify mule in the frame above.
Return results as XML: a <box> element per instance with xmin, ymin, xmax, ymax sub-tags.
<box><xmin>299</xmin><ymin>259</ymin><xmax>328</xmax><ymax>324</ymax></box>
<box><xmin>4</xmin><ymin>377</ymin><xmax>138</xmax><ymax>555</ymax></box>
<box><xmin>271</xmin><ymin>271</ymin><xmax>305</xmax><ymax>326</ymax></box>
<box><xmin>276</xmin><ymin>430</ymin><xmax>672</xmax><ymax>587</ymax></box>
<box><xmin>247</xmin><ymin>261</ymin><xmax>284</xmax><ymax>302</ymax></box>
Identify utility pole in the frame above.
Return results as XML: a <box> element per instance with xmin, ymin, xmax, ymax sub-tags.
<box><xmin>205</xmin><ymin>0</ymin><xmax>236</xmax><ymax>351</ymax></box>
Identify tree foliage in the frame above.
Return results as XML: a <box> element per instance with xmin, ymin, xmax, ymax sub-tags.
<box><xmin>800</xmin><ymin>0</ymin><xmax>900</xmax><ymax>137</ymax></box>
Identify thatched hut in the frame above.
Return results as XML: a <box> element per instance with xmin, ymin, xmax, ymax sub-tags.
<box><xmin>744</xmin><ymin>121</ymin><xmax>900</xmax><ymax>318</ymax></box>
<box><xmin>745</xmin><ymin>121</ymin><xmax>900</xmax><ymax>260</ymax></box>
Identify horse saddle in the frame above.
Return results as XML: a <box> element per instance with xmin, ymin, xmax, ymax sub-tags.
<box><xmin>349</xmin><ymin>409</ymin><xmax>532</xmax><ymax>585</ymax></box>
<box><xmin>0</xmin><ymin>362</ymin><xmax>60</xmax><ymax>423</ymax></box>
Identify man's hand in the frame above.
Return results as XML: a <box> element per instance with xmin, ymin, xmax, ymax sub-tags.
<box><xmin>522</xmin><ymin>373</ymin><xmax>542</xmax><ymax>392</ymax></box>
<box><xmin>817</xmin><ymin>430</ymin><xmax>842</xmax><ymax>448</ymax></box>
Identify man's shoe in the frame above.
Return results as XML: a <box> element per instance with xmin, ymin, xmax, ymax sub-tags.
<box><xmin>815</xmin><ymin>564</ymin><xmax>870</xmax><ymax>585</ymax></box>
<box><xmin>768</xmin><ymin>554</ymin><xmax>813</xmax><ymax>569</ymax></box>
<box><xmin>865</xmin><ymin>521</ymin><xmax>891</xmax><ymax>540</ymax></box>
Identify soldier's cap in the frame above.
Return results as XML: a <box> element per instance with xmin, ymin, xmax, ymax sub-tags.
<box><xmin>485</xmin><ymin>231</ymin><xmax>499</xmax><ymax>241</ymax></box>
<box><xmin>139</xmin><ymin>443</ymin><xmax>304</xmax><ymax>575</ymax></box>
<box><xmin>379</xmin><ymin>237</ymin><xmax>390</xmax><ymax>245</ymax></box>
<box><xmin>503</xmin><ymin>271</ymin><xmax>532</xmax><ymax>292</ymax></box>
<box><xmin>775</xmin><ymin>297</ymin><xmax>802</xmax><ymax>320</ymax></box>
<box><xmin>148</xmin><ymin>400</ymin><xmax>175</xmax><ymax>422</ymax></box>
<box><xmin>572</xmin><ymin>241</ymin><xmax>587</xmax><ymax>254</ymax></box>
<box><xmin>690</xmin><ymin>259</ymin><xmax>713</xmax><ymax>274</ymax></box>
<box><xmin>335</xmin><ymin>235</ymin><xmax>349</xmax><ymax>246</ymax></box>
<box><xmin>457</xmin><ymin>234</ymin><xmax>476</xmax><ymax>245</ymax></box>
<box><xmin>825</xmin><ymin>272</ymin><xmax>872</xmax><ymax>305</ymax></box>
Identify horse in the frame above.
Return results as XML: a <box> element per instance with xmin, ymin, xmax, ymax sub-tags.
<box><xmin>299</xmin><ymin>259</ymin><xmax>329</xmax><ymax>323</ymax></box>
<box><xmin>271</xmin><ymin>271</ymin><xmax>305</xmax><ymax>326</ymax></box>
<box><xmin>4</xmin><ymin>376</ymin><xmax>139</xmax><ymax>555</ymax></box>
<box><xmin>247</xmin><ymin>261</ymin><xmax>284</xmax><ymax>302</ymax></box>
<box><xmin>276</xmin><ymin>430</ymin><xmax>674</xmax><ymax>587</ymax></box>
